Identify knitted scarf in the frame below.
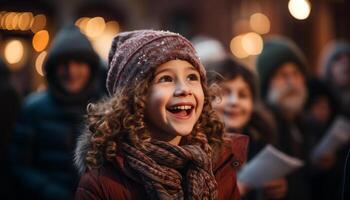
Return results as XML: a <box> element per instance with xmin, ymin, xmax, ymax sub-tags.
<box><xmin>120</xmin><ymin>140</ymin><xmax>218</xmax><ymax>200</ymax></box>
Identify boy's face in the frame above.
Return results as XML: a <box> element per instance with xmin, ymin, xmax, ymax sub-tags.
<box><xmin>213</xmin><ymin>76</ymin><xmax>253</xmax><ymax>130</ymax></box>
<box><xmin>56</xmin><ymin>60</ymin><xmax>91</xmax><ymax>94</ymax></box>
<box><xmin>145</xmin><ymin>60</ymin><xmax>204</xmax><ymax>144</ymax></box>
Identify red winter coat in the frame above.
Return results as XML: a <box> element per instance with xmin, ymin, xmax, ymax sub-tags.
<box><xmin>75</xmin><ymin>134</ymin><xmax>248</xmax><ymax>200</ymax></box>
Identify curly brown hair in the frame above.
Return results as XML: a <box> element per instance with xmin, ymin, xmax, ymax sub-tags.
<box><xmin>85</xmin><ymin>67</ymin><xmax>224</xmax><ymax>170</ymax></box>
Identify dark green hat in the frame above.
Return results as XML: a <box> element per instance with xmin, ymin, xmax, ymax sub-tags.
<box><xmin>256</xmin><ymin>37</ymin><xmax>308</xmax><ymax>98</ymax></box>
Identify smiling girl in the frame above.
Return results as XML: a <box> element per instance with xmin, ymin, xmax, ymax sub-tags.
<box><xmin>207</xmin><ymin>57</ymin><xmax>287</xmax><ymax>200</ymax></box>
<box><xmin>74</xmin><ymin>30</ymin><xmax>247</xmax><ymax>200</ymax></box>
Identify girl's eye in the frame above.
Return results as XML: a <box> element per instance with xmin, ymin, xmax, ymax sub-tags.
<box><xmin>187</xmin><ymin>74</ymin><xmax>199</xmax><ymax>81</ymax></box>
<box><xmin>158</xmin><ymin>75</ymin><xmax>173</xmax><ymax>83</ymax></box>
<box><xmin>239</xmin><ymin>90</ymin><xmax>251</xmax><ymax>99</ymax></box>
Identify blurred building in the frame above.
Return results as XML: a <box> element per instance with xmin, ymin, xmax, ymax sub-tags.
<box><xmin>0</xmin><ymin>0</ymin><xmax>349</xmax><ymax>96</ymax></box>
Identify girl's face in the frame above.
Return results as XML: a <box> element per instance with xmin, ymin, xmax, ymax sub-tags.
<box><xmin>145</xmin><ymin>59</ymin><xmax>204</xmax><ymax>145</ymax></box>
<box><xmin>213</xmin><ymin>76</ymin><xmax>253</xmax><ymax>130</ymax></box>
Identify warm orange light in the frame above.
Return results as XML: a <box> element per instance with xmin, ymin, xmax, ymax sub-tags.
<box><xmin>4</xmin><ymin>40</ymin><xmax>24</xmax><ymax>64</ymax></box>
<box><xmin>250</xmin><ymin>13</ymin><xmax>270</xmax><ymax>35</ymax></box>
<box><xmin>31</xmin><ymin>14</ymin><xmax>46</xmax><ymax>33</ymax></box>
<box><xmin>241</xmin><ymin>32</ymin><xmax>263</xmax><ymax>55</ymax></box>
<box><xmin>0</xmin><ymin>12</ymin><xmax>9</xmax><ymax>29</ymax></box>
<box><xmin>18</xmin><ymin>12</ymin><xmax>33</xmax><ymax>30</ymax></box>
<box><xmin>35</xmin><ymin>51</ymin><xmax>47</xmax><ymax>76</ymax></box>
<box><xmin>11</xmin><ymin>12</ymin><xmax>21</xmax><ymax>30</ymax></box>
<box><xmin>86</xmin><ymin>17</ymin><xmax>105</xmax><ymax>38</ymax></box>
<box><xmin>230</xmin><ymin>35</ymin><xmax>249</xmax><ymax>59</ymax></box>
<box><xmin>288</xmin><ymin>0</ymin><xmax>311</xmax><ymax>20</ymax></box>
<box><xmin>75</xmin><ymin>17</ymin><xmax>90</xmax><ymax>33</ymax></box>
<box><xmin>32</xmin><ymin>30</ymin><xmax>49</xmax><ymax>52</ymax></box>
<box><xmin>105</xmin><ymin>21</ymin><xmax>120</xmax><ymax>35</ymax></box>
<box><xmin>5</xmin><ymin>12</ymin><xmax>16</xmax><ymax>30</ymax></box>
<box><xmin>90</xmin><ymin>20</ymin><xmax>120</xmax><ymax>60</ymax></box>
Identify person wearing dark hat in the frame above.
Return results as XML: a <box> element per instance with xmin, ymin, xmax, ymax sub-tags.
<box><xmin>311</xmin><ymin>40</ymin><xmax>350</xmax><ymax>200</ymax></box>
<box><xmin>10</xmin><ymin>25</ymin><xmax>106</xmax><ymax>200</ymax></box>
<box><xmin>74</xmin><ymin>30</ymin><xmax>248</xmax><ymax>200</ymax></box>
<box><xmin>256</xmin><ymin>37</ymin><xmax>311</xmax><ymax>200</ymax></box>
<box><xmin>321</xmin><ymin>41</ymin><xmax>350</xmax><ymax>118</ymax></box>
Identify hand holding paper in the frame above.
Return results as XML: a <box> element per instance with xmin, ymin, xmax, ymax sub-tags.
<box><xmin>238</xmin><ymin>145</ymin><xmax>304</xmax><ymax>188</ymax></box>
<box><xmin>311</xmin><ymin>116</ymin><xmax>350</xmax><ymax>163</ymax></box>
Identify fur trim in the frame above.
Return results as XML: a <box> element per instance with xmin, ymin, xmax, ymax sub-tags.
<box><xmin>74</xmin><ymin>127</ymin><xmax>92</xmax><ymax>175</ymax></box>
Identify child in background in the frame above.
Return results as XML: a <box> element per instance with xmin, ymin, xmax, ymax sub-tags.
<box><xmin>74</xmin><ymin>30</ymin><xmax>248</xmax><ymax>200</ymax></box>
<box><xmin>207</xmin><ymin>57</ymin><xmax>287</xmax><ymax>200</ymax></box>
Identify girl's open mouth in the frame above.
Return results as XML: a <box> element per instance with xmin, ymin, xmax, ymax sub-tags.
<box><xmin>167</xmin><ymin>105</ymin><xmax>194</xmax><ymax>119</ymax></box>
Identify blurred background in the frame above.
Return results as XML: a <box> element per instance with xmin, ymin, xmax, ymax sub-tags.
<box><xmin>1</xmin><ymin>1</ymin><xmax>350</xmax><ymax>200</ymax></box>
<box><xmin>0</xmin><ymin>0</ymin><xmax>349</xmax><ymax>97</ymax></box>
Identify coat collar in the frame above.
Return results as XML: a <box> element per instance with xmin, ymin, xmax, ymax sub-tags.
<box><xmin>213</xmin><ymin>133</ymin><xmax>249</xmax><ymax>172</ymax></box>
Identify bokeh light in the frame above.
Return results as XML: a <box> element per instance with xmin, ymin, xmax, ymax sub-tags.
<box><xmin>288</xmin><ymin>0</ymin><xmax>311</xmax><ymax>20</ymax></box>
<box><xmin>85</xmin><ymin>17</ymin><xmax>105</xmax><ymax>38</ymax></box>
<box><xmin>31</xmin><ymin>14</ymin><xmax>46</xmax><ymax>33</ymax></box>
<box><xmin>241</xmin><ymin>32</ymin><xmax>263</xmax><ymax>55</ymax></box>
<box><xmin>35</xmin><ymin>51</ymin><xmax>47</xmax><ymax>76</ymax></box>
<box><xmin>32</xmin><ymin>30</ymin><xmax>49</xmax><ymax>52</ymax></box>
<box><xmin>75</xmin><ymin>17</ymin><xmax>90</xmax><ymax>33</ymax></box>
<box><xmin>90</xmin><ymin>20</ymin><xmax>120</xmax><ymax>60</ymax></box>
<box><xmin>4</xmin><ymin>40</ymin><xmax>24</xmax><ymax>64</ymax></box>
<box><xmin>250</xmin><ymin>13</ymin><xmax>271</xmax><ymax>35</ymax></box>
<box><xmin>0</xmin><ymin>12</ymin><xmax>9</xmax><ymax>28</ymax></box>
<box><xmin>230</xmin><ymin>35</ymin><xmax>249</xmax><ymax>59</ymax></box>
<box><xmin>11</xmin><ymin>12</ymin><xmax>20</xmax><ymax>30</ymax></box>
<box><xmin>5</xmin><ymin>12</ymin><xmax>16</xmax><ymax>30</ymax></box>
<box><xmin>18</xmin><ymin>12</ymin><xmax>33</xmax><ymax>30</ymax></box>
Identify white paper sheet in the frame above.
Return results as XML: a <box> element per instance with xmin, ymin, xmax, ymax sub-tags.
<box><xmin>312</xmin><ymin>116</ymin><xmax>350</xmax><ymax>160</ymax></box>
<box><xmin>238</xmin><ymin>145</ymin><xmax>304</xmax><ymax>188</ymax></box>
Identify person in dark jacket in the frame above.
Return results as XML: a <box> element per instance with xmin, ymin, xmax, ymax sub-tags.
<box><xmin>312</xmin><ymin>40</ymin><xmax>350</xmax><ymax>200</ymax></box>
<box><xmin>321</xmin><ymin>41</ymin><xmax>350</xmax><ymax>119</ymax></box>
<box><xmin>0</xmin><ymin>59</ymin><xmax>21</xmax><ymax>199</ymax></box>
<box><xmin>256</xmin><ymin>37</ymin><xmax>311</xmax><ymax>200</ymax></box>
<box><xmin>10</xmin><ymin>24</ymin><xmax>106</xmax><ymax>200</ymax></box>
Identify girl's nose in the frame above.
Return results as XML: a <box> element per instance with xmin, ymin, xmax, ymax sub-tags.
<box><xmin>174</xmin><ymin>81</ymin><xmax>192</xmax><ymax>97</ymax></box>
<box><xmin>227</xmin><ymin>92</ymin><xmax>238</xmax><ymax>105</ymax></box>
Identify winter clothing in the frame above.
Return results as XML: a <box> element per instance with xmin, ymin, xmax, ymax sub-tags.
<box><xmin>0</xmin><ymin>59</ymin><xmax>21</xmax><ymax>199</ymax></box>
<box><xmin>75</xmin><ymin>133</ymin><xmax>248</xmax><ymax>200</ymax></box>
<box><xmin>320</xmin><ymin>41</ymin><xmax>350</xmax><ymax>118</ymax></box>
<box><xmin>256</xmin><ymin>37</ymin><xmax>308</xmax><ymax>98</ymax></box>
<box><xmin>75</xmin><ymin>30</ymin><xmax>247</xmax><ymax>200</ymax></box>
<box><xmin>106</xmin><ymin>30</ymin><xmax>204</xmax><ymax>96</ymax></box>
<box><xmin>321</xmin><ymin>41</ymin><xmax>350</xmax><ymax>83</ymax></box>
<box><xmin>117</xmin><ymin>141</ymin><xmax>216</xmax><ymax>199</ymax></box>
<box><xmin>267</xmin><ymin>107</ymin><xmax>311</xmax><ymax>200</ymax></box>
<box><xmin>206</xmin><ymin>57</ymin><xmax>279</xmax><ymax>200</ymax></box>
<box><xmin>10</xmin><ymin>25</ymin><xmax>105</xmax><ymax>200</ymax></box>
<box><xmin>256</xmin><ymin>37</ymin><xmax>312</xmax><ymax>200</ymax></box>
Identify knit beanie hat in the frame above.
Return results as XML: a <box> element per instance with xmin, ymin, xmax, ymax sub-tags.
<box><xmin>106</xmin><ymin>30</ymin><xmax>205</xmax><ymax>96</ymax></box>
<box><xmin>256</xmin><ymin>37</ymin><xmax>308</xmax><ymax>98</ymax></box>
<box><xmin>321</xmin><ymin>40</ymin><xmax>350</xmax><ymax>84</ymax></box>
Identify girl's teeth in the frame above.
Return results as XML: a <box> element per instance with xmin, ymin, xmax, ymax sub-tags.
<box><xmin>172</xmin><ymin>105</ymin><xmax>192</xmax><ymax>110</ymax></box>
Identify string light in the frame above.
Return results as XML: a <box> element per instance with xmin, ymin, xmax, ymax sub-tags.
<box><xmin>288</xmin><ymin>0</ymin><xmax>311</xmax><ymax>20</ymax></box>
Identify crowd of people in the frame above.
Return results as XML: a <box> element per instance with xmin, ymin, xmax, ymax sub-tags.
<box><xmin>0</xmin><ymin>24</ymin><xmax>349</xmax><ymax>200</ymax></box>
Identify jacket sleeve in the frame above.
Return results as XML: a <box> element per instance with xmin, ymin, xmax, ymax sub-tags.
<box><xmin>225</xmin><ymin>133</ymin><xmax>249</xmax><ymax>168</ymax></box>
<box><xmin>216</xmin><ymin>133</ymin><xmax>249</xmax><ymax>200</ymax></box>
<box><xmin>75</xmin><ymin>171</ymin><xmax>104</xmax><ymax>200</ymax></box>
<box><xmin>9</xmin><ymin>101</ymin><xmax>70</xmax><ymax>200</ymax></box>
